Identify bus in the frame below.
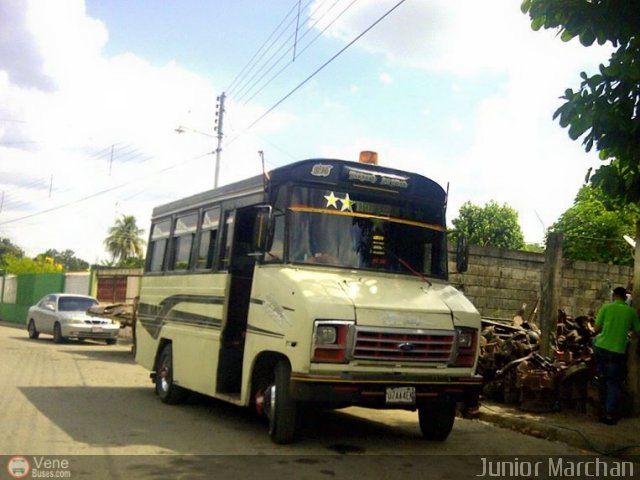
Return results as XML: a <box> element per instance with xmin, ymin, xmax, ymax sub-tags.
<box><xmin>135</xmin><ymin>152</ymin><xmax>482</xmax><ymax>444</ymax></box>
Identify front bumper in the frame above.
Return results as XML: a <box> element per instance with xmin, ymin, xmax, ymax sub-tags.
<box><xmin>290</xmin><ymin>372</ymin><xmax>482</xmax><ymax>407</ymax></box>
<box><xmin>63</xmin><ymin>323</ymin><xmax>120</xmax><ymax>340</ymax></box>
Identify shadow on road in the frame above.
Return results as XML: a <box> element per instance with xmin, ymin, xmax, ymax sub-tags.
<box><xmin>19</xmin><ymin>385</ymin><xmax>267</xmax><ymax>453</ymax></box>
<box><xmin>18</xmin><ymin>385</ymin><xmax>424</xmax><ymax>453</ymax></box>
<box><xmin>58</xmin><ymin>348</ymin><xmax>135</xmax><ymax>364</ymax></box>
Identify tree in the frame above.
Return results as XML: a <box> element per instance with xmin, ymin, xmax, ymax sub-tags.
<box><xmin>3</xmin><ymin>254</ymin><xmax>64</xmax><ymax>274</ymax></box>
<box><xmin>522</xmin><ymin>1</ymin><xmax>640</xmax><ymax>206</ymax></box>
<box><xmin>451</xmin><ymin>200</ymin><xmax>525</xmax><ymax>250</ymax></box>
<box><xmin>104</xmin><ymin>215</ymin><xmax>146</xmax><ymax>266</ymax></box>
<box><xmin>550</xmin><ymin>185</ymin><xmax>638</xmax><ymax>265</ymax></box>
<box><xmin>0</xmin><ymin>237</ymin><xmax>24</xmax><ymax>268</ymax></box>
<box><xmin>37</xmin><ymin>249</ymin><xmax>89</xmax><ymax>272</ymax></box>
<box><xmin>523</xmin><ymin>0</ymin><xmax>640</xmax><ymax>412</ymax></box>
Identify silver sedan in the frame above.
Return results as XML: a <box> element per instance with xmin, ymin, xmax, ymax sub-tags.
<box><xmin>26</xmin><ymin>294</ymin><xmax>120</xmax><ymax>344</ymax></box>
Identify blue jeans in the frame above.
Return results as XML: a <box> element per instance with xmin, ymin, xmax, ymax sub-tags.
<box><xmin>594</xmin><ymin>346</ymin><xmax>627</xmax><ymax>419</ymax></box>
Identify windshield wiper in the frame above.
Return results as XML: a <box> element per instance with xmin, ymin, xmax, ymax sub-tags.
<box><xmin>384</xmin><ymin>249</ymin><xmax>432</xmax><ymax>287</ymax></box>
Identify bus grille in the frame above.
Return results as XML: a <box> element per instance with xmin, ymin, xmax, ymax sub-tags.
<box><xmin>353</xmin><ymin>328</ymin><xmax>455</xmax><ymax>362</ymax></box>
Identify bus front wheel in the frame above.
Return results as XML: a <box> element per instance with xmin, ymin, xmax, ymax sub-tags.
<box><xmin>418</xmin><ymin>399</ymin><xmax>456</xmax><ymax>441</ymax></box>
<box><xmin>266</xmin><ymin>360</ymin><xmax>297</xmax><ymax>444</ymax></box>
<box><xmin>155</xmin><ymin>343</ymin><xmax>188</xmax><ymax>404</ymax></box>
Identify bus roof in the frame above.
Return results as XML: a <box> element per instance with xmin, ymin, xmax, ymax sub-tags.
<box><xmin>151</xmin><ymin>158</ymin><xmax>446</xmax><ymax>219</ymax></box>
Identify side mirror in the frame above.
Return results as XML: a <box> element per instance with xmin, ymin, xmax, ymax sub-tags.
<box><xmin>253</xmin><ymin>205</ymin><xmax>274</xmax><ymax>253</ymax></box>
<box><xmin>456</xmin><ymin>235</ymin><xmax>469</xmax><ymax>273</ymax></box>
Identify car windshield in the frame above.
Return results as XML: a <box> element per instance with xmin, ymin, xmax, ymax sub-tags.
<box><xmin>288</xmin><ymin>187</ymin><xmax>448</xmax><ymax>278</ymax></box>
<box><xmin>58</xmin><ymin>297</ymin><xmax>98</xmax><ymax>312</ymax></box>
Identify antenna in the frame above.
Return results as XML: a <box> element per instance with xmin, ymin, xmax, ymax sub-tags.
<box><xmin>258</xmin><ymin>150</ymin><xmax>269</xmax><ymax>196</ymax></box>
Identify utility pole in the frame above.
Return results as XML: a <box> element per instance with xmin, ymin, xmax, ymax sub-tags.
<box><xmin>214</xmin><ymin>92</ymin><xmax>226</xmax><ymax>189</ymax></box>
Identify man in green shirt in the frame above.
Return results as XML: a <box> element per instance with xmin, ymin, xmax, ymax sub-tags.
<box><xmin>594</xmin><ymin>286</ymin><xmax>640</xmax><ymax>424</ymax></box>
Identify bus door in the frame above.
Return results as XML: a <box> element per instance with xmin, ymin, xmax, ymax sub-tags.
<box><xmin>217</xmin><ymin>206</ymin><xmax>258</xmax><ymax>394</ymax></box>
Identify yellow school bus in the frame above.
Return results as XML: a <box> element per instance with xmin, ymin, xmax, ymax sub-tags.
<box><xmin>135</xmin><ymin>153</ymin><xmax>481</xmax><ymax>443</ymax></box>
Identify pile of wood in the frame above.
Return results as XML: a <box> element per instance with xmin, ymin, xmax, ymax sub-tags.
<box><xmin>87</xmin><ymin>303</ymin><xmax>136</xmax><ymax>328</ymax></box>
<box><xmin>478</xmin><ymin>311</ymin><xmax>597</xmax><ymax>413</ymax></box>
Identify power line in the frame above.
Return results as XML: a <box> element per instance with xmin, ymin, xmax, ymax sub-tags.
<box><xmin>240</xmin><ymin>0</ymin><xmax>359</xmax><ymax>106</ymax></box>
<box><xmin>227</xmin><ymin>0</ymin><xmax>408</xmax><ymax>145</ymax></box>
<box><xmin>0</xmin><ymin>151</ymin><xmax>212</xmax><ymax>227</ymax></box>
<box><xmin>235</xmin><ymin>0</ymin><xmax>343</xmax><ymax>104</ymax></box>
<box><xmin>226</xmin><ymin>1</ymin><xmax>302</xmax><ymax>95</ymax></box>
<box><xmin>231</xmin><ymin>0</ymin><xmax>317</xmax><ymax>102</ymax></box>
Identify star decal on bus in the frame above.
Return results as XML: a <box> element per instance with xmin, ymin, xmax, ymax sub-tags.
<box><xmin>340</xmin><ymin>193</ymin><xmax>355</xmax><ymax>212</ymax></box>
<box><xmin>324</xmin><ymin>192</ymin><xmax>339</xmax><ymax>209</ymax></box>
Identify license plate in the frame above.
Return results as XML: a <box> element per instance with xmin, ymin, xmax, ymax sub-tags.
<box><xmin>385</xmin><ymin>386</ymin><xmax>416</xmax><ymax>405</ymax></box>
<box><xmin>91</xmin><ymin>326</ymin><xmax>102</xmax><ymax>333</ymax></box>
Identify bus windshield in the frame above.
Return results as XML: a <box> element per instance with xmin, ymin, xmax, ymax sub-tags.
<box><xmin>287</xmin><ymin>187</ymin><xmax>448</xmax><ymax>278</ymax></box>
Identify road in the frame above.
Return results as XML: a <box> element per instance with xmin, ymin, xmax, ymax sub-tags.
<box><xmin>0</xmin><ymin>323</ymin><xmax>605</xmax><ymax>479</ymax></box>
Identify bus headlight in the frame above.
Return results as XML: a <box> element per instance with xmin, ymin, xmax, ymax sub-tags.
<box><xmin>450</xmin><ymin>327</ymin><xmax>478</xmax><ymax>367</ymax></box>
<box><xmin>312</xmin><ymin>321</ymin><xmax>352</xmax><ymax>363</ymax></box>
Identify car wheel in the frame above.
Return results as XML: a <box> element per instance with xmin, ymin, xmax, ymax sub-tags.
<box><xmin>27</xmin><ymin>320</ymin><xmax>40</xmax><ymax>340</ymax></box>
<box><xmin>418</xmin><ymin>399</ymin><xmax>456</xmax><ymax>441</ymax></box>
<box><xmin>155</xmin><ymin>343</ymin><xmax>188</xmax><ymax>404</ymax></box>
<box><xmin>105</xmin><ymin>338</ymin><xmax>117</xmax><ymax>345</ymax></box>
<box><xmin>266</xmin><ymin>360</ymin><xmax>297</xmax><ymax>444</ymax></box>
<box><xmin>53</xmin><ymin>322</ymin><xmax>66</xmax><ymax>344</ymax></box>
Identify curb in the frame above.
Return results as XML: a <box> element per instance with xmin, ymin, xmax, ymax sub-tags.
<box><xmin>477</xmin><ymin>406</ymin><xmax>640</xmax><ymax>459</ymax></box>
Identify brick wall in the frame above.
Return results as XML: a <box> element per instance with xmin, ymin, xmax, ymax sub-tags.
<box><xmin>449</xmin><ymin>245</ymin><xmax>633</xmax><ymax>321</ymax></box>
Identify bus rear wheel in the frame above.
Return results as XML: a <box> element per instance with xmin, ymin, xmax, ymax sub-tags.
<box><xmin>418</xmin><ymin>399</ymin><xmax>456</xmax><ymax>441</ymax></box>
<box><xmin>155</xmin><ymin>343</ymin><xmax>188</xmax><ymax>404</ymax></box>
<box><xmin>265</xmin><ymin>360</ymin><xmax>297</xmax><ymax>444</ymax></box>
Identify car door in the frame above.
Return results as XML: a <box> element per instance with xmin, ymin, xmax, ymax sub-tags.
<box><xmin>34</xmin><ymin>295</ymin><xmax>57</xmax><ymax>335</ymax></box>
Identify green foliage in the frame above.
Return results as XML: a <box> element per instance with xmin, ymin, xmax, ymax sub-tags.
<box><xmin>3</xmin><ymin>254</ymin><xmax>64</xmax><ymax>274</ymax></box>
<box><xmin>522</xmin><ymin>0</ymin><xmax>640</xmax><ymax>205</ymax></box>
<box><xmin>451</xmin><ymin>200</ymin><xmax>525</xmax><ymax>250</ymax></box>
<box><xmin>0</xmin><ymin>237</ymin><xmax>24</xmax><ymax>268</ymax></box>
<box><xmin>104</xmin><ymin>215</ymin><xmax>146</xmax><ymax>267</ymax></box>
<box><xmin>37</xmin><ymin>249</ymin><xmax>89</xmax><ymax>272</ymax></box>
<box><xmin>550</xmin><ymin>185</ymin><xmax>638</xmax><ymax>265</ymax></box>
<box><xmin>523</xmin><ymin>243</ymin><xmax>545</xmax><ymax>253</ymax></box>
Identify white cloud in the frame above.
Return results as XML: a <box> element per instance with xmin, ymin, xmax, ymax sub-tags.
<box><xmin>309</xmin><ymin>0</ymin><xmax>613</xmax><ymax>244</ymax></box>
<box><xmin>0</xmin><ymin>0</ymin><xmax>292</xmax><ymax>262</ymax></box>
<box><xmin>379</xmin><ymin>72</ymin><xmax>393</xmax><ymax>84</ymax></box>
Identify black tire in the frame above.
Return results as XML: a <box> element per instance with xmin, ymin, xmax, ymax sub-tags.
<box><xmin>267</xmin><ymin>361</ymin><xmax>298</xmax><ymax>444</ymax></box>
<box><xmin>27</xmin><ymin>320</ymin><xmax>40</xmax><ymax>340</ymax></box>
<box><xmin>155</xmin><ymin>344</ymin><xmax>188</xmax><ymax>404</ymax></box>
<box><xmin>418</xmin><ymin>400</ymin><xmax>456</xmax><ymax>441</ymax></box>
<box><xmin>53</xmin><ymin>323</ymin><xmax>66</xmax><ymax>344</ymax></box>
<box><xmin>105</xmin><ymin>338</ymin><xmax>117</xmax><ymax>345</ymax></box>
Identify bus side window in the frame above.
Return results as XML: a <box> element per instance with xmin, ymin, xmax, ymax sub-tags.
<box><xmin>219</xmin><ymin>211</ymin><xmax>235</xmax><ymax>270</ymax></box>
<box><xmin>147</xmin><ymin>219</ymin><xmax>171</xmax><ymax>272</ymax></box>
<box><xmin>169</xmin><ymin>213</ymin><xmax>198</xmax><ymax>271</ymax></box>
<box><xmin>196</xmin><ymin>207</ymin><xmax>220</xmax><ymax>270</ymax></box>
<box><xmin>265</xmin><ymin>213</ymin><xmax>284</xmax><ymax>261</ymax></box>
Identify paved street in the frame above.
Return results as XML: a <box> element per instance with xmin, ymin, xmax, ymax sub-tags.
<box><xmin>0</xmin><ymin>323</ymin><xmax>609</xmax><ymax>479</ymax></box>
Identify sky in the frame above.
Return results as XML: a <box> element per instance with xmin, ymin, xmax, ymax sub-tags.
<box><xmin>0</xmin><ymin>0</ymin><xmax>613</xmax><ymax>264</ymax></box>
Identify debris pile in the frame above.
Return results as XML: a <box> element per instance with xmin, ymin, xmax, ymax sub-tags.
<box><xmin>478</xmin><ymin>311</ymin><xmax>597</xmax><ymax>413</ymax></box>
<box><xmin>87</xmin><ymin>303</ymin><xmax>136</xmax><ymax>328</ymax></box>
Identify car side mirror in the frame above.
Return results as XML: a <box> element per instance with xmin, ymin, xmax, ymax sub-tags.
<box><xmin>456</xmin><ymin>235</ymin><xmax>469</xmax><ymax>273</ymax></box>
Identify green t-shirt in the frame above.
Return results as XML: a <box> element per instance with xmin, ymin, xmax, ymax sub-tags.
<box><xmin>594</xmin><ymin>300</ymin><xmax>640</xmax><ymax>354</ymax></box>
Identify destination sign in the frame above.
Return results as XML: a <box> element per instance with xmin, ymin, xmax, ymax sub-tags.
<box><xmin>343</xmin><ymin>166</ymin><xmax>409</xmax><ymax>189</ymax></box>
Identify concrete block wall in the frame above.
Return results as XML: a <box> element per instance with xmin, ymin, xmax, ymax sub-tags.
<box><xmin>449</xmin><ymin>245</ymin><xmax>633</xmax><ymax>321</ymax></box>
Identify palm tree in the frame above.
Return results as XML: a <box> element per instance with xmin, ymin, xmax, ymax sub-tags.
<box><xmin>104</xmin><ymin>215</ymin><xmax>146</xmax><ymax>265</ymax></box>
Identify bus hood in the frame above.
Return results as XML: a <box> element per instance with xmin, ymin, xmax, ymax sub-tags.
<box><xmin>337</xmin><ymin>276</ymin><xmax>479</xmax><ymax>330</ymax></box>
<box><xmin>279</xmin><ymin>267</ymin><xmax>480</xmax><ymax>331</ymax></box>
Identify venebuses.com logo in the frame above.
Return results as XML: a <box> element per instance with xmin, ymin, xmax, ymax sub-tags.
<box><xmin>7</xmin><ymin>456</ymin><xmax>72</xmax><ymax>478</ymax></box>
<box><xmin>7</xmin><ymin>456</ymin><xmax>30</xmax><ymax>479</ymax></box>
